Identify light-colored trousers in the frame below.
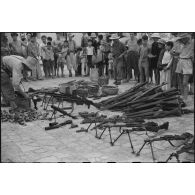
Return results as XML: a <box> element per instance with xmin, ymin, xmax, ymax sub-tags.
<box><xmin>160</xmin><ymin>69</ymin><xmax>171</xmax><ymax>91</ymax></box>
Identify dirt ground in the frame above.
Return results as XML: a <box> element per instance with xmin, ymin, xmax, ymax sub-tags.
<box><xmin>1</xmin><ymin>77</ymin><xmax>194</xmax><ymax>162</ymax></box>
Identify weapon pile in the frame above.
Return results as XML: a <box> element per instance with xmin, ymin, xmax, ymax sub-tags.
<box><xmin>1</xmin><ymin>109</ymin><xmax>49</xmax><ymax>125</ymax></box>
<box><xmin>99</xmin><ymin>82</ymin><xmax>185</xmax><ymax>119</ymax></box>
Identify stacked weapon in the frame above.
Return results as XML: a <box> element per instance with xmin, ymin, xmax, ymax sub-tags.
<box><xmin>99</xmin><ymin>82</ymin><xmax>183</xmax><ymax>119</ymax></box>
<box><xmin>136</xmin><ymin>132</ymin><xmax>194</xmax><ymax>162</ymax></box>
<box><xmin>45</xmin><ymin>120</ymin><xmax>72</xmax><ymax>131</ymax></box>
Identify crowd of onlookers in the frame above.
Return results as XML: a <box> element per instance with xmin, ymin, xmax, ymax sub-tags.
<box><xmin>1</xmin><ymin>32</ymin><xmax>194</xmax><ymax>103</ymax></box>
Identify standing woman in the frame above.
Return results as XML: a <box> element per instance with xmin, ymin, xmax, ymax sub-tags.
<box><xmin>175</xmin><ymin>33</ymin><xmax>194</xmax><ymax>103</ymax></box>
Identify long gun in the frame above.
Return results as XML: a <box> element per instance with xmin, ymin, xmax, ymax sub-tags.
<box><xmin>136</xmin><ymin>133</ymin><xmax>193</xmax><ymax>162</ymax></box>
<box><xmin>45</xmin><ymin>120</ymin><xmax>72</xmax><ymax>131</ymax></box>
<box><xmin>51</xmin><ymin>105</ymin><xmax>77</xmax><ymax>119</ymax></box>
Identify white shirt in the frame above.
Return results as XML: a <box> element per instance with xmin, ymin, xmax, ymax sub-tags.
<box><xmin>162</xmin><ymin>50</ymin><xmax>172</xmax><ymax>65</ymax></box>
<box><xmin>87</xmin><ymin>46</ymin><xmax>94</xmax><ymax>56</ymax></box>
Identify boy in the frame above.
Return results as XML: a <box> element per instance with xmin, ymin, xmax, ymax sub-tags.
<box><xmin>40</xmin><ymin>35</ymin><xmax>47</xmax><ymax>78</ymax></box>
<box><xmin>138</xmin><ymin>35</ymin><xmax>150</xmax><ymax>83</ymax></box>
<box><xmin>57</xmin><ymin>41</ymin><xmax>69</xmax><ymax>77</ymax></box>
<box><xmin>43</xmin><ymin>42</ymin><xmax>55</xmax><ymax>78</ymax></box>
<box><xmin>159</xmin><ymin>41</ymin><xmax>173</xmax><ymax>91</ymax></box>
<box><xmin>80</xmin><ymin>47</ymin><xmax>88</xmax><ymax>76</ymax></box>
<box><xmin>27</xmin><ymin>33</ymin><xmax>43</xmax><ymax>80</ymax></box>
<box><xmin>86</xmin><ymin>39</ymin><xmax>95</xmax><ymax>76</ymax></box>
<box><xmin>108</xmin><ymin>52</ymin><xmax>114</xmax><ymax>79</ymax></box>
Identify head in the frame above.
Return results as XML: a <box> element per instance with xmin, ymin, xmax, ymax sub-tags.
<box><xmin>1</xmin><ymin>36</ymin><xmax>8</xmax><ymax>47</ymax></box>
<box><xmin>64</xmin><ymin>40</ymin><xmax>69</xmax><ymax>47</ymax></box>
<box><xmin>26</xmin><ymin>33</ymin><xmax>31</xmax><ymax>41</ymax></box>
<box><xmin>165</xmin><ymin>41</ymin><xmax>174</xmax><ymax>51</ymax></box>
<box><xmin>130</xmin><ymin>33</ymin><xmax>136</xmax><ymax>40</ymax></box>
<box><xmin>88</xmin><ymin>39</ymin><xmax>92</xmax><ymax>46</ymax></box>
<box><xmin>98</xmin><ymin>35</ymin><xmax>103</xmax><ymax>42</ymax></box>
<box><xmin>56</xmin><ymin>33</ymin><xmax>61</xmax><ymax>40</ymax></box>
<box><xmin>158</xmin><ymin>42</ymin><xmax>164</xmax><ymax>49</ymax></box>
<box><xmin>137</xmin><ymin>39</ymin><xmax>142</xmax><ymax>46</ymax></box>
<box><xmin>47</xmin><ymin>37</ymin><xmax>52</xmax><ymax>42</ymax></box>
<box><xmin>30</xmin><ymin>33</ymin><xmax>37</xmax><ymax>43</ymax></box>
<box><xmin>142</xmin><ymin>35</ymin><xmax>148</xmax><ymax>46</ymax></box>
<box><xmin>11</xmin><ymin>33</ymin><xmax>18</xmax><ymax>41</ymax></box>
<box><xmin>47</xmin><ymin>42</ymin><xmax>52</xmax><ymax>50</ymax></box>
<box><xmin>68</xmin><ymin>34</ymin><xmax>74</xmax><ymax>41</ymax></box>
<box><xmin>41</xmin><ymin>35</ymin><xmax>47</xmax><ymax>44</ymax></box>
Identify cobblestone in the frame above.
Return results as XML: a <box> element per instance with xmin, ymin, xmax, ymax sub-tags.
<box><xmin>1</xmin><ymin>77</ymin><xmax>194</xmax><ymax>162</ymax></box>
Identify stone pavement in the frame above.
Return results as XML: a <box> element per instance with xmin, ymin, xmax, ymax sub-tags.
<box><xmin>1</xmin><ymin>77</ymin><xmax>194</xmax><ymax>162</ymax></box>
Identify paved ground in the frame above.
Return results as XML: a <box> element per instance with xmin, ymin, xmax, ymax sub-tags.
<box><xmin>1</xmin><ymin>77</ymin><xmax>194</xmax><ymax>162</ymax></box>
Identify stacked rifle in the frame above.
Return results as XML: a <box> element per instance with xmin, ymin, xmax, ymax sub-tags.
<box><xmin>99</xmin><ymin>82</ymin><xmax>183</xmax><ymax>119</ymax></box>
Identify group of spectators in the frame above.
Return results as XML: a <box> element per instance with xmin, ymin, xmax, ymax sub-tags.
<box><xmin>1</xmin><ymin>32</ymin><xmax>194</xmax><ymax>104</ymax></box>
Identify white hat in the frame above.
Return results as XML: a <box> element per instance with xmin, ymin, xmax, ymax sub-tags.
<box><xmin>68</xmin><ymin>33</ymin><xmax>74</xmax><ymax>37</ymax></box>
<box><xmin>21</xmin><ymin>56</ymin><xmax>37</xmax><ymax>70</ymax></box>
<box><xmin>90</xmin><ymin>33</ymin><xmax>97</xmax><ymax>38</ymax></box>
<box><xmin>151</xmin><ymin>33</ymin><xmax>161</xmax><ymax>39</ymax></box>
<box><xmin>109</xmin><ymin>34</ymin><xmax>120</xmax><ymax>40</ymax></box>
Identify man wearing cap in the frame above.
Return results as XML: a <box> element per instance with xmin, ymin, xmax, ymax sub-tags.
<box><xmin>110</xmin><ymin>34</ymin><xmax>126</xmax><ymax>85</ymax></box>
<box><xmin>174</xmin><ymin>33</ymin><xmax>194</xmax><ymax>102</ymax></box>
<box><xmin>148</xmin><ymin>33</ymin><xmax>162</xmax><ymax>84</ymax></box>
<box><xmin>1</xmin><ymin>55</ymin><xmax>36</xmax><ymax>109</ymax></box>
<box><xmin>9</xmin><ymin>33</ymin><xmax>27</xmax><ymax>57</ymax></box>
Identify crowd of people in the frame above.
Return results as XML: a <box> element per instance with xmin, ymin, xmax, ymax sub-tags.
<box><xmin>1</xmin><ymin>32</ymin><xmax>194</xmax><ymax>110</ymax></box>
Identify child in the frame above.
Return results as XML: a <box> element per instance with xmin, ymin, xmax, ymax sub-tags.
<box><xmin>159</xmin><ymin>41</ymin><xmax>174</xmax><ymax>90</ymax></box>
<box><xmin>57</xmin><ymin>41</ymin><xmax>69</xmax><ymax>77</ymax></box>
<box><xmin>43</xmin><ymin>42</ymin><xmax>55</xmax><ymax>78</ymax></box>
<box><xmin>80</xmin><ymin>47</ymin><xmax>88</xmax><ymax>76</ymax></box>
<box><xmin>108</xmin><ymin>52</ymin><xmax>114</xmax><ymax>79</ymax></box>
<box><xmin>86</xmin><ymin>39</ymin><xmax>95</xmax><ymax>76</ymax></box>
<box><xmin>75</xmin><ymin>47</ymin><xmax>82</xmax><ymax>76</ymax></box>
<box><xmin>138</xmin><ymin>35</ymin><xmax>150</xmax><ymax>83</ymax></box>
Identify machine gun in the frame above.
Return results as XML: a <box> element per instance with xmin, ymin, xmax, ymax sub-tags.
<box><xmin>136</xmin><ymin>132</ymin><xmax>193</xmax><ymax>162</ymax></box>
<box><xmin>45</xmin><ymin>120</ymin><xmax>72</xmax><ymax>131</ymax></box>
<box><xmin>166</xmin><ymin>138</ymin><xmax>194</xmax><ymax>162</ymax></box>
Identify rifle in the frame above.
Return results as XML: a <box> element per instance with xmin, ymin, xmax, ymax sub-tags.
<box><xmin>45</xmin><ymin>120</ymin><xmax>72</xmax><ymax>131</ymax></box>
<box><xmin>51</xmin><ymin>105</ymin><xmax>77</xmax><ymax>119</ymax></box>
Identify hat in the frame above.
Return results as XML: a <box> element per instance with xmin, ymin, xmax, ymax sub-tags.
<box><xmin>90</xmin><ymin>33</ymin><xmax>97</xmax><ymax>38</ymax></box>
<box><xmin>109</xmin><ymin>34</ymin><xmax>120</xmax><ymax>40</ymax></box>
<box><xmin>26</xmin><ymin>33</ymin><xmax>31</xmax><ymax>36</ymax></box>
<box><xmin>157</xmin><ymin>39</ymin><xmax>166</xmax><ymax>45</ymax></box>
<box><xmin>151</xmin><ymin>33</ymin><xmax>161</xmax><ymax>39</ymax></box>
<box><xmin>11</xmin><ymin>33</ymin><xmax>18</xmax><ymax>37</ymax></box>
<box><xmin>21</xmin><ymin>56</ymin><xmax>37</xmax><ymax>70</ymax></box>
<box><xmin>68</xmin><ymin>33</ymin><xmax>74</xmax><ymax>37</ymax></box>
<box><xmin>176</xmin><ymin>33</ymin><xmax>191</xmax><ymax>41</ymax></box>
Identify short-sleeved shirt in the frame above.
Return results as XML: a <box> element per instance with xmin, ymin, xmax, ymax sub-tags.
<box><xmin>27</xmin><ymin>42</ymin><xmax>40</xmax><ymax>58</ymax></box>
<box><xmin>52</xmin><ymin>39</ymin><xmax>63</xmax><ymax>53</ymax></box>
<box><xmin>40</xmin><ymin>42</ymin><xmax>47</xmax><ymax>59</ymax></box>
<box><xmin>139</xmin><ymin>45</ymin><xmax>149</xmax><ymax>63</ymax></box>
<box><xmin>111</xmin><ymin>41</ymin><xmax>126</xmax><ymax>58</ymax></box>
<box><xmin>68</xmin><ymin>40</ymin><xmax>76</xmax><ymax>52</ymax></box>
<box><xmin>2</xmin><ymin>55</ymin><xmax>24</xmax><ymax>91</ymax></box>
<box><xmin>162</xmin><ymin>51</ymin><xmax>172</xmax><ymax>65</ymax></box>
<box><xmin>45</xmin><ymin>48</ymin><xmax>54</xmax><ymax>61</ymax></box>
<box><xmin>87</xmin><ymin>46</ymin><xmax>94</xmax><ymax>56</ymax></box>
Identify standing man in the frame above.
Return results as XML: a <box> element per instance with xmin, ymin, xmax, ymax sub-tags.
<box><xmin>27</xmin><ymin>33</ymin><xmax>43</xmax><ymax>80</ymax></box>
<box><xmin>125</xmin><ymin>33</ymin><xmax>140</xmax><ymax>82</ymax></box>
<box><xmin>148</xmin><ymin>33</ymin><xmax>161</xmax><ymax>84</ymax></box>
<box><xmin>9</xmin><ymin>33</ymin><xmax>27</xmax><ymax>57</ymax></box>
<box><xmin>1</xmin><ymin>55</ymin><xmax>37</xmax><ymax>109</ymax></box>
<box><xmin>110</xmin><ymin>34</ymin><xmax>126</xmax><ymax>85</ymax></box>
<box><xmin>68</xmin><ymin>33</ymin><xmax>77</xmax><ymax>73</ymax></box>
<box><xmin>175</xmin><ymin>33</ymin><xmax>194</xmax><ymax>103</ymax></box>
